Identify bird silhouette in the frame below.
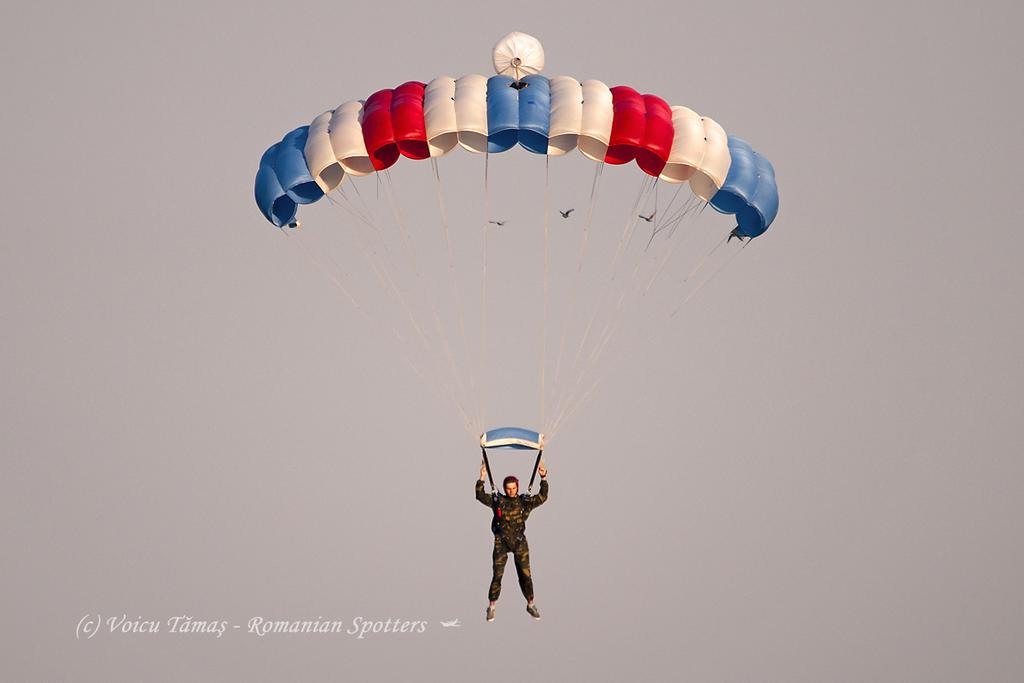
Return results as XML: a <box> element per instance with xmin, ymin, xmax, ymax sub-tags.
<box><xmin>440</xmin><ymin>619</ymin><xmax>462</xmax><ymax>628</ymax></box>
<box><xmin>727</xmin><ymin>228</ymin><xmax>746</xmax><ymax>243</ymax></box>
<box><xmin>488</xmin><ymin>220</ymin><xmax>506</xmax><ymax>226</ymax></box>
<box><xmin>559</xmin><ymin>208</ymin><xmax>574</xmax><ymax>218</ymax></box>
<box><xmin>638</xmin><ymin>212</ymin><xmax>655</xmax><ymax>222</ymax></box>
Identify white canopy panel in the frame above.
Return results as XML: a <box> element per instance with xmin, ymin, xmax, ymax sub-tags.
<box><xmin>330</xmin><ymin>101</ymin><xmax>374</xmax><ymax>176</ymax></box>
<box><xmin>305</xmin><ymin>111</ymin><xmax>345</xmax><ymax>192</ymax></box>
<box><xmin>578</xmin><ymin>79</ymin><xmax>613</xmax><ymax>162</ymax></box>
<box><xmin>424</xmin><ymin>76</ymin><xmax>458</xmax><ymax>158</ymax></box>
<box><xmin>454</xmin><ymin>74</ymin><xmax>488</xmax><ymax>154</ymax></box>
<box><xmin>690</xmin><ymin>116</ymin><xmax>731</xmax><ymax>201</ymax></box>
<box><xmin>660</xmin><ymin>106</ymin><xmax>704</xmax><ymax>184</ymax></box>
<box><xmin>547</xmin><ymin>75</ymin><xmax>583</xmax><ymax>156</ymax></box>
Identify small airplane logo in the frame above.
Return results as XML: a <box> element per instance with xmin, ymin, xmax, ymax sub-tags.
<box><xmin>638</xmin><ymin>212</ymin><xmax>655</xmax><ymax>223</ymax></box>
<box><xmin>488</xmin><ymin>220</ymin><xmax>506</xmax><ymax>226</ymax></box>
<box><xmin>559</xmin><ymin>208</ymin><xmax>574</xmax><ymax>218</ymax></box>
<box><xmin>440</xmin><ymin>619</ymin><xmax>462</xmax><ymax>628</ymax></box>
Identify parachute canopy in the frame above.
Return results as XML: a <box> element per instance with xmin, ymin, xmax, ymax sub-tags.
<box><xmin>492</xmin><ymin>31</ymin><xmax>545</xmax><ymax>79</ymax></box>
<box><xmin>481</xmin><ymin>427</ymin><xmax>544</xmax><ymax>451</ymax></box>
<box><xmin>254</xmin><ymin>31</ymin><xmax>779</xmax><ymax>236</ymax></box>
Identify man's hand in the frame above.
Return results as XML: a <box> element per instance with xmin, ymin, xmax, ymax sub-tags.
<box><xmin>538</xmin><ymin>460</ymin><xmax>547</xmax><ymax>479</ymax></box>
<box><xmin>480</xmin><ymin>462</ymin><xmax>487</xmax><ymax>482</ymax></box>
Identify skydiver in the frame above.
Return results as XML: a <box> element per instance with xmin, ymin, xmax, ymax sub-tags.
<box><xmin>639</xmin><ymin>212</ymin><xmax>655</xmax><ymax>222</ymax></box>
<box><xmin>488</xmin><ymin>220</ymin><xmax>506</xmax><ymax>226</ymax></box>
<box><xmin>559</xmin><ymin>208</ymin><xmax>574</xmax><ymax>218</ymax></box>
<box><xmin>476</xmin><ymin>461</ymin><xmax>548</xmax><ymax>622</ymax></box>
<box><xmin>727</xmin><ymin>227</ymin><xmax>746</xmax><ymax>243</ymax></box>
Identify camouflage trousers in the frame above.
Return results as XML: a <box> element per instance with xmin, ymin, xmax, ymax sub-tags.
<box><xmin>489</xmin><ymin>536</ymin><xmax>533</xmax><ymax>602</ymax></box>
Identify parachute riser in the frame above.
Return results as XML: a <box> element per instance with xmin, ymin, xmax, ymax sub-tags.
<box><xmin>481</xmin><ymin>446</ymin><xmax>497</xmax><ymax>493</ymax></box>
<box><xmin>480</xmin><ymin>445</ymin><xmax>542</xmax><ymax>494</ymax></box>
<box><xmin>527</xmin><ymin>449</ymin><xmax>543</xmax><ymax>493</ymax></box>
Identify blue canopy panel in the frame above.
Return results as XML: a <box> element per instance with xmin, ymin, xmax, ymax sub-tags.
<box><xmin>745</xmin><ymin>152</ymin><xmax>778</xmax><ymax>237</ymax></box>
<box><xmin>254</xmin><ymin>143</ymin><xmax>297</xmax><ymax>228</ymax></box>
<box><xmin>517</xmin><ymin>75</ymin><xmax>550</xmax><ymax>154</ymax></box>
<box><xmin>710</xmin><ymin>136</ymin><xmax>779</xmax><ymax>239</ymax></box>
<box><xmin>274</xmin><ymin>126</ymin><xmax>324</xmax><ymax>205</ymax></box>
<box><xmin>486</xmin><ymin>75</ymin><xmax>551</xmax><ymax>155</ymax></box>
<box><xmin>487</xmin><ymin>76</ymin><xmax>519</xmax><ymax>153</ymax></box>
<box><xmin>481</xmin><ymin>427</ymin><xmax>544</xmax><ymax>450</ymax></box>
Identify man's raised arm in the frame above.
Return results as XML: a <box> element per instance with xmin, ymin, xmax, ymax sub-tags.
<box><xmin>527</xmin><ymin>462</ymin><xmax>549</xmax><ymax>509</ymax></box>
<box><xmin>475</xmin><ymin>463</ymin><xmax>493</xmax><ymax>506</ymax></box>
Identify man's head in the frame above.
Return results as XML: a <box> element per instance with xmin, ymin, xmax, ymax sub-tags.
<box><xmin>503</xmin><ymin>475</ymin><xmax>519</xmax><ymax>497</ymax></box>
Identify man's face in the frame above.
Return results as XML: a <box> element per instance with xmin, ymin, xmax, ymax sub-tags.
<box><xmin>504</xmin><ymin>481</ymin><xmax>518</xmax><ymax>497</ymax></box>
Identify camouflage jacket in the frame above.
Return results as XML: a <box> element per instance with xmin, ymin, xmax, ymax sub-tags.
<box><xmin>476</xmin><ymin>479</ymin><xmax>549</xmax><ymax>543</ymax></box>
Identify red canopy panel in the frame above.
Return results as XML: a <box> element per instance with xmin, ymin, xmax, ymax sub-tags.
<box><xmin>605</xmin><ymin>86</ymin><xmax>645</xmax><ymax>165</ymax></box>
<box><xmin>605</xmin><ymin>88</ymin><xmax>674</xmax><ymax>177</ymax></box>
<box><xmin>391</xmin><ymin>81</ymin><xmax>429</xmax><ymax>160</ymax></box>
<box><xmin>635</xmin><ymin>94</ymin><xmax>673</xmax><ymax>177</ymax></box>
<box><xmin>361</xmin><ymin>89</ymin><xmax>400</xmax><ymax>171</ymax></box>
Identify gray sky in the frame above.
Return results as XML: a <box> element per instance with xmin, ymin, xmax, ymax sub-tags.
<box><xmin>3</xmin><ymin>1</ymin><xmax>1023</xmax><ymax>681</ymax></box>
